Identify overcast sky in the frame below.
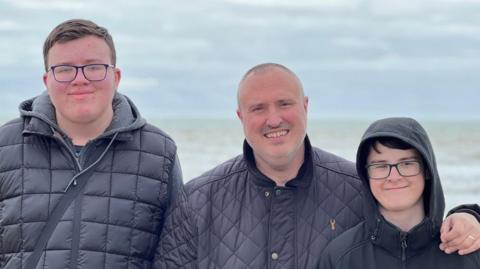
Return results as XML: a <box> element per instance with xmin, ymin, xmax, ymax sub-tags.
<box><xmin>1</xmin><ymin>0</ymin><xmax>479</xmax><ymax>120</ymax></box>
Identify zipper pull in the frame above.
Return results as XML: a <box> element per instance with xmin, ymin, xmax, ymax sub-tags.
<box><xmin>64</xmin><ymin>178</ymin><xmax>78</xmax><ymax>192</ymax></box>
<box><xmin>400</xmin><ymin>233</ymin><xmax>408</xmax><ymax>262</ymax></box>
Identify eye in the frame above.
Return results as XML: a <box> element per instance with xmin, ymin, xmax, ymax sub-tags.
<box><xmin>55</xmin><ymin>66</ymin><xmax>75</xmax><ymax>73</ymax></box>
<box><xmin>249</xmin><ymin>105</ymin><xmax>264</xmax><ymax>112</ymax></box>
<box><xmin>401</xmin><ymin>161</ymin><xmax>417</xmax><ymax>167</ymax></box>
<box><xmin>85</xmin><ymin>64</ymin><xmax>104</xmax><ymax>71</ymax></box>
<box><xmin>372</xmin><ymin>164</ymin><xmax>389</xmax><ymax>170</ymax></box>
<box><xmin>279</xmin><ymin>100</ymin><xmax>293</xmax><ymax>107</ymax></box>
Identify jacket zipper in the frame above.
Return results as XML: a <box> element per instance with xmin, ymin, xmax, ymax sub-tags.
<box><xmin>52</xmin><ymin>134</ymin><xmax>84</xmax><ymax>269</ymax></box>
<box><xmin>400</xmin><ymin>233</ymin><xmax>407</xmax><ymax>269</ymax></box>
<box><xmin>23</xmin><ymin>127</ymin><xmax>118</xmax><ymax>268</ymax></box>
<box><xmin>62</xmin><ymin>137</ymin><xmax>85</xmax><ymax>191</ymax></box>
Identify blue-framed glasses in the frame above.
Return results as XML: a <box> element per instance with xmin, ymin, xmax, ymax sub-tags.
<box><xmin>48</xmin><ymin>64</ymin><xmax>114</xmax><ymax>83</ymax></box>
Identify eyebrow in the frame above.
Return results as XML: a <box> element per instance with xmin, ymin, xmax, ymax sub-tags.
<box><xmin>51</xmin><ymin>59</ymin><xmax>105</xmax><ymax>66</ymax></box>
<box><xmin>247</xmin><ymin>103</ymin><xmax>264</xmax><ymax>110</ymax></box>
<box><xmin>368</xmin><ymin>156</ymin><xmax>419</xmax><ymax>164</ymax></box>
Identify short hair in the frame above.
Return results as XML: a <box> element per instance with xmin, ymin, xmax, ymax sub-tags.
<box><xmin>43</xmin><ymin>19</ymin><xmax>116</xmax><ymax>71</ymax></box>
<box><xmin>362</xmin><ymin>136</ymin><xmax>433</xmax><ymax>214</ymax></box>
<box><xmin>237</xmin><ymin>63</ymin><xmax>304</xmax><ymax>106</ymax></box>
<box><xmin>370</xmin><ymin>137</ymin><xmax>413</xmax><ymax>153</ymax></box>
<box><xmin>359</xmin><ymin>136</ymin><xmax>416</xmax><ymax>179</ymax></box>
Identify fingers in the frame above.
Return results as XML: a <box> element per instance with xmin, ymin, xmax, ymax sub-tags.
<box><xmin>458</xmin><ymin>235</ymin><xmax>480</xmax><ymax>255</ymax></box>
<box><xmin>439</xmin><ymin>214</ymin><xmax>465</xmax><ymax>254</ymax></box>
<box><xmin>439</xmin><ymin>212</ymin><xmax>480</xmax><ymax>255</ymax></box>
<box><xmin>440</xmin><ymin>216</ymin><xmax>454</xmax><ymax>243</ymax></box>
<box><xmin>441</xmin><ymin>233</ymin><xmax>470</xmax><ymax>254</ymax></box>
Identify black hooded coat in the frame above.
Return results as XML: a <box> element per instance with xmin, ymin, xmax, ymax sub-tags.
<box><xmin>320</xmin><ymin>117</ymin><xmax>480</xmax><ymax>269</ymax></box>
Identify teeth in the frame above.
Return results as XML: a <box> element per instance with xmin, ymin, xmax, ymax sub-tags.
<box><xmin>265</xmin><ymin>130</ymin><xmax>288</xmax><ymax>138</ymax></box>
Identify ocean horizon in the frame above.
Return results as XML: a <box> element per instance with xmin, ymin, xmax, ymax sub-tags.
<box><xmin>150</xmin><ymin>117</ymin><xmax>479</xmax><ymax>212</ymax></box>
<box><xmin>0</xmin><ymin>116</ymin><xmax>477</xmax><ymax>214</ymax></box>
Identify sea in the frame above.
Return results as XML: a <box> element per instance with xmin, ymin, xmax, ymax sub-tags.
<box><xmin>0</xmin><ymin>117</ymin><xmax>477</xmax><ymax>213</ymax></box>
<box><xmin>152</xmin><ymin>118</ymin><xmax>480</xmax><ymax>213</ymax></box>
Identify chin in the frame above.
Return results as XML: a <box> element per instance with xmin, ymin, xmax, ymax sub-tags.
<box><xmin>382</xmin><ymin>202</ymin><xmax>415</xmax><ymax>212</ymax></box>
<box><xmin>68</xmin><ymin>113</ymin><xmax>98</xmax><ymax>124</ymax></box>
<box><xmin>266</xmin><ymin>148</ymin><xmax>293</xmax><ymax>159</ymax></box>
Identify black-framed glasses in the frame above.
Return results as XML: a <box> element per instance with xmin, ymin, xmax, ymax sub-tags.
<box><xmin>366</xmin><ymin>160</ymin><xmax>423</xmax><ymax>180</ymax></box>
<box><xmin>48</xmin><ymin>64</ymin><xmax>115</xmax><ymax>83</ymax></box>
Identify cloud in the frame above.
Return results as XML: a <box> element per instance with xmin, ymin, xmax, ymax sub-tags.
<box><xmin>225</xmin><ymin>0</ymin><xmax>357</xmax><ymax>8</ymax></box>
<box><xmin>0</xmin><ymin>20</ymin><xmax>22</xmax><ymax>31</ymax></box>
<box><xmin>4</xmin><ymin>0</ymin><xmax>87</xmax><ymax>10</ymax></box>
<box><xmin>303</xmin><ymin>55</ymin><xmax>480</xmax><ymax>71</ymax></box>
<box><xmin>330</xmin><ymin>37</ymin><xmax>389</xmax><ymax>50</ymax></box>
<box><xmin>1</xmin><ymin>0</ymin><xmax>480</xmax><ymax>119</ymax></box>
<box><xmin>120</xmin><ymin>77</ymin><xmax>161</xmax><ymax>92</ymax></box>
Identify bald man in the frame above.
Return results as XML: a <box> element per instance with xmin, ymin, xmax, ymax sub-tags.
<box><xmin>154</xmin><ymin>63</ymin><xmax>480</xmax><ymax>269</ymax></box>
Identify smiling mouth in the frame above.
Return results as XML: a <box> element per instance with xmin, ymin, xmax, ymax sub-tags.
<box><xmin>385</xmin><ymin>186</ymin><xmax>409</xmax><ymax>190</ymax></box>
<box><xmin>70</xmin><ymin>91</ymin><xmax>93</xmax><ymax>95</ymax></box>
<box><xmin>265</xmin><ymin>130</ymin><xmax>288</xmax><ymax>138</ymax></box>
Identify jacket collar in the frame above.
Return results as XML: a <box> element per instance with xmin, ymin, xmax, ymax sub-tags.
<box><xmin>19</xmin><ymin>91</ymin><xmax>145</xmax><ymax>142</ymax></box>
<box><xmin>244</xmin><ymin>136</ymin><xmax>313</xmax><ymax>188</ymax></box>
<box><xmin>369</xmin><ymin>214</ymin><xmax>440</xmax><ymax>258</ymax></box>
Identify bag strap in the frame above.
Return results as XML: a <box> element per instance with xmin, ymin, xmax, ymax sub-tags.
<box><xmin>25</xmin><ymin>167</ymin><xmax>95</xmax><ymax>269</ymax></box>
<box><xmin>25</xmin><ymin>133</ymin><xmax>118</xmax><ymax>269</ymax></box>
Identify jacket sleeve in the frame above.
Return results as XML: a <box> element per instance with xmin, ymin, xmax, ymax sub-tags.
<box><xmin>447</xmin><ymin>204</ymin><xmax>480</xmax><ymax>223</ymax></box>
<box><xmin>153</xmin><ymin>155</ymin><xmax>197</xmax><ymax>268</ymax></box>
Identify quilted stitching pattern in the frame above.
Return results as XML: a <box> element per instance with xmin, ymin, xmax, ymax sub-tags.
<box><xmin>0</xmin><ymin>118</ymin><xmax>179</xmax><ymax>269</ymax></box>
<box><xmin>157</xmin><ymin>148</ymin><xmax>366</xmax><ymax>269</ymax></box>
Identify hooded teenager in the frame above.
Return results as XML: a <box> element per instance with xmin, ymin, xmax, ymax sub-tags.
<box><xmin>320</xmin><ymin>117</ymin><xmax>480</xmax><ymax>269</ymax></box>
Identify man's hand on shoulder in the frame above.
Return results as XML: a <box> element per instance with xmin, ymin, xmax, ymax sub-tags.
<box><xmin>440</xmin><ymin>212</ymin><xmax>480</xmax><ymax>255</ymax></box>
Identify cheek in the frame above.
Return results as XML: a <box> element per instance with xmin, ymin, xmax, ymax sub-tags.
<box><xmin>286</xmin><ymin>108</ymin><xmax>306</xmax><ymax>125</ymax></box>
<box><xmin>244</xmin><ymin>117</ymin><xmax>263</xmax><ymax>132</ymax></box>
<box><xmin>369</xmin><ymin>182</ymin><xmax>383</xmax><ymax>200</ymax></box>
<box><xmin>413</xmin><ymin>180</ymin><xmax>425</xmax><ymax>197</ymax></box>
<box><xmin>46</xmin><ymin>85</ymin><xmax>66</xmax><ymax>102</ymax></box>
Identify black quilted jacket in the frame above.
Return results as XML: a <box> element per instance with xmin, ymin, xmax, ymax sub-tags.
<box><xmin>155</xmin><ymin>137</ymin><xmax>365</xmax><ymax>269</ymax></box>
<box><xmin>0</xmin><ymin>92</ymin><xmax>182</xmax><ymax>269</ymax></box>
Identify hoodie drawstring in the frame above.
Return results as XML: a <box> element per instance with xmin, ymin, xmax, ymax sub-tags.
<box><xmin>64</xmin><ymin>132</ymin><xmax>119</xmax><ymax>192</ymax></box>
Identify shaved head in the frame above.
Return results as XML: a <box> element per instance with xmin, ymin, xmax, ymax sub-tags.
<box><xmin>235</xmin><ymin>63</ymin><xmax>309</xmax><ymax>184</ymax></box>
<box><xmin>237</xmin><ymin>63</ymin><xmax>304</xmax><ymax>108</ymax></box>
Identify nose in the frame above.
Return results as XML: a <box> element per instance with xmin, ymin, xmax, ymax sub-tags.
<box><xmin>386</xmin><ymin>165</ymin><xmax>402</xmax><ymax>181</ymax></box>
<box><xmin>266</xmin><ymin>108</ymin><xmax>282</xmax><ymax>128</ymax></box>
<box><xmin>71</xmin><ymin>67</ymin><xmax>89</xmax><ymax>84</ymax></box>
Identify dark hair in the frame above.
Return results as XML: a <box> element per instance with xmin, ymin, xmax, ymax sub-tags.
<box><xmin>363</xmin><ymin>136</ymin><xmax>432</xmax><ymax>213</ymax></box>
<box><xmin>365</xmin><ymin>137</ymin><xmax>427</xmax><ymax>173</ymax></box>
<box><xmin>359</xmin><ymin>137</ymin><xmax>415</xmax><ymax>173</ymax></box>
<box><xmin>43</xmin><ymin>19</ymin><xmax>116</xmax><ymax>71</ymax></box>
<box><xmin>370</xmin><ymin>137</ymin><xmax>413</xmax><ymax>153</ymax></box>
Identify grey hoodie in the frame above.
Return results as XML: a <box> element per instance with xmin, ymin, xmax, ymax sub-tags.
<box><xmin>0</xmin><ymin>92</ymin><xmax>183</xmax><ymax>269</ymax></box>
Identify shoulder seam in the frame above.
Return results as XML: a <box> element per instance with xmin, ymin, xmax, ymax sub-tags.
<box><xmin>314</xmin><ymin>162</ymin><xmax>359</xmax><ymax>180</ymax></box>
<box><xmin>187</xmin><ymin>166</ymin><xmax>248</xmax><ymax>193</ymax></box>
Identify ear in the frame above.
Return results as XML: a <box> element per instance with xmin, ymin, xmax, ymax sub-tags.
<box><xmin>303</xmin><ymin>96</ymin><xmax>309</xmax><ymax>112</ymax></box>
<box><xmin>236</xmin><ymin>108</ymin><xmax>243</xmax><ymax>122</ymax></box>
<box><xmin>113</xmin><ymin>67</ymin><xmax>121</xmax><ymax>90</ymax></box>
<box><xmin>43</xmin><ymin>72</ymin><xmax>48</xmax><ymax>87</ymax></box>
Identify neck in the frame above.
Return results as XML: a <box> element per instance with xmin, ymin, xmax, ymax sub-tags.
<box><xmin>379</xmin><ymin>200</ymin><xmax>425</xmax><ymax>232</ymax></box>
<box><xmin>57</xmin><ymin>109</ymin><xmax>113</xmax><ymax>146</ymax></box>
<box><xmin>255</xmin><ymin>146</ymin><xmax>305</xmax><ymax>187</ymax></box>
